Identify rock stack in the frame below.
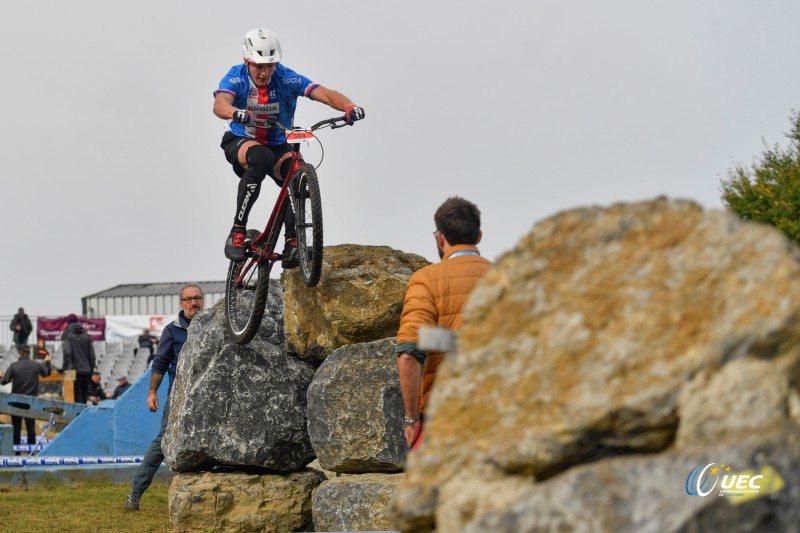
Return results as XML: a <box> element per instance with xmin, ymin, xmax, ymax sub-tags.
<box><xmin>162</xmin><ymin>245</ymin><xmax>429</xmax><ymax>533</ymax></box>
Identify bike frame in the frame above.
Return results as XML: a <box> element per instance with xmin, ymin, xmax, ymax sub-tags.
<box><xmin>233</xmin><ymin>116</ymin><xmax>346</xmax><ymax>287</ymax></box>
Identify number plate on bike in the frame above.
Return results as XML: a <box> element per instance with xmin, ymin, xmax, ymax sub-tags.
<box><xmin>286</xmin><ymin>130</ymin><xmax>315</xmax><ymax>144</ymax></box>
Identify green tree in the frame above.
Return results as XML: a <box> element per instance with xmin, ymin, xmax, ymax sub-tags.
<box><xmin>721</xmin><ymin>110</ymin><xmax>800</xmax><ymax>244</ymax></box>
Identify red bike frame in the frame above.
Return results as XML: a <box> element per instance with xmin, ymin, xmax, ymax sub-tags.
<box><xmin>232</xmin><ymin>117</ymin><xmax>345</xmax><ymax>286</ymax></box>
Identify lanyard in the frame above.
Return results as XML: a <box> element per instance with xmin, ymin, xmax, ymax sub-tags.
<box><xmin>448</xmin><ymin>250</ymin><xmax>480</xmax><ymax>259</ymax></box>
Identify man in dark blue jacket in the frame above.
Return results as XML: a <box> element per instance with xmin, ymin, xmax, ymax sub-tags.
<box><xmin>125</xmin><ymin>284</ymin><xmax>204</xmax><ymax>511</ymax></box>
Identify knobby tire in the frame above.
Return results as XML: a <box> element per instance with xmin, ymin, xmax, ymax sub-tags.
<box><xmin>294</xmin><ymin>163</ymin><xmax>323</xmax><ymax>287</ymax></box>
<box><xmin>225</xmin><ymin>222</ymin><xmax>283</xmax><ymax>344</ymax></box>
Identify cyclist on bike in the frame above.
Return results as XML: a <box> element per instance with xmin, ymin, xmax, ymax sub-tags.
<box><xmin>214</xmin><ymin>28</ymin><xmax>365</xmax><ymax>266</ymax></box>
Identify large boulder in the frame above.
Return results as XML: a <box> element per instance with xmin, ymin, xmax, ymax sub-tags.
<box><xmin>307</xmin><ymin>338</ymin><xmax>406</xmax><ymax>473</ymax></box>
<box><xmin>163</xmin><ymin>289</ymin><xmax>316</xmax><ymax>472</ymax></box>
<box><xmin>395</xmin><ymin>198</ymin><xmax>800</xmax><ymax>532</ymax></box>
<box><xmin>461</xmin><ymin>430</ymin><xmax>800</xmax><ymax>533</ymax></box>
<box><xmin>168</xmin><ymin>469</ymin><xmax>324</xmax><ymax>533</ymax></box>
<box><xmin>312</xmin><ymin>473</ymin><xmax>404</xmax><ymax>532</ymax></box>
<box><xmin>282</xmin><ymin>244</ymin><xmax>429</xmax><ymax>362</ymax></box>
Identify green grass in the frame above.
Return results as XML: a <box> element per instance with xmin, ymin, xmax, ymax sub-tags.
<box><xmin>0</xmin><ymin>482</ymin><xmax>172</xmax><ymax>533</ymax></box>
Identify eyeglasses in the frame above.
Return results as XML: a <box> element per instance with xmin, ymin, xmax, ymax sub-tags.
<box><xmin>180</xmin><ymin>296</ymin><xmax>204</xmax><ymax>302</ymax></box>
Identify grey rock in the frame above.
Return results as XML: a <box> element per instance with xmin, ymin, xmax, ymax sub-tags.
<box><xmin>312</xmin><ymin>473</ymin><xmax>404</xmax><ymax>532</ymax></box>
<box><xmin>163</xmin><ymin>294</ymin><xmax>316</xmax><ymax>472</ymax></box>
<box><xmin>307</xmin><ymin>338</ymin><xmax>406</xmax><ymax>473</ymax></box>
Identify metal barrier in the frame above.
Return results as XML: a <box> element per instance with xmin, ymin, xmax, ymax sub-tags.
<box><xmin>0</xmin><ymin>456</ymin><xmax>143</xmax><ymax>467</ymax></box>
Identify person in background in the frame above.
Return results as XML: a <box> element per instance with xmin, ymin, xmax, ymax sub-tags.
<box><xmin>135</xmin><ymin>329</ymin><xmax>158</xmax><ymax>361</ymax></box>
<box><xmin>0</xmin><ymin>346</ymin><xmax>51</xmax><ymax>451</ymax></box>
<box><xmin>34</xmin><ymin>338</ymin><xmax>49</xmax><ymax>361</ymax></box>
<box><xmin>125</xmin><ymin>284</ymin><xmax>204</xmax><ymax>511</ymax></box>
<box><xmin>87</xmin><ymin>372</ymin><xmax>109</xmax><ymax>405</ymax></box>
<box><xmin>10</xmin><ymin>307</ymin><xmax>32</xmax><ymax>350</ymax></box>
<box><xmin>60</xmin><ymin>314</ymin><xmax>96</xmax><ymax>404</ymax></box>
<box><xmin>395</xmin><ymin>197</ymin><xmax>492</xmax><ymax>450</ymax></box>
<box><xmin>112</xmin><ymin>376</ymin><xmax>132</xmax><ymax>399</ymax></box>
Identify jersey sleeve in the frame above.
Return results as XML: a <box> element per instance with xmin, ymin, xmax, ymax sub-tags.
<box><xmin>279</xmin><ymin>65</ymin><xmax>319</xmax><ymax>98</ymax></box>
<box><xmin>214</xmin><ymin>65</ymin><xmax>247</xmax><ymax>98</ymax></box>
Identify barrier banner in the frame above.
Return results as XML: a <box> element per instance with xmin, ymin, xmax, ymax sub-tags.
<box><xmin>103</xmin><ymin>315</ymin><xmax>173</xmax><ymax>342</ymax></box>
<box><xmin>37</xmin><ymin>317</ymin><xmax>106</xmax><ymax>341</ymax></box>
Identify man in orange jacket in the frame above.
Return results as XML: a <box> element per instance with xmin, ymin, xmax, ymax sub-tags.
<box><xmin>395</xmin><ymin>197</ymin><xmax>492</xmax><ymax>449</ymax></box>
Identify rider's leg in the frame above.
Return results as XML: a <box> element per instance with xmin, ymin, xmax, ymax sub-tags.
<box><xmin>222</xmin><ymin>137</ymin><xmax>275</xmax><ymax>260</ymax></box>
<box><xmin>270</xmin><ymin>150</ymin><xmax>299</xmax><ymax>268</ymax></box>
<box><xmin>271</xmin><ymin>152</ymin><xmax>297</xmax><ymax>241</ymax></box>
<box><xmin>234</xmin><ymin>144</ymin><xmax>276</xmax><ymax>226</ymax></box>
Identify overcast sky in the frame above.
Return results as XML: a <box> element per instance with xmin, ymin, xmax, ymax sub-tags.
<box><xmin>2</xmin><ymin>1</ymin><xmax>800</xmax><ymax>316</ymax></box>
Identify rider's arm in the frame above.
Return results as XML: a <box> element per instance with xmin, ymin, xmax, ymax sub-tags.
<box><xmin>308</xmin><ymin>86</ymin><xmax>356</xmax><ymax>112</ymax></box>
<box><xmin>213</xmin><ymin>92</ymin><xmax>239</xmax><ymax>120</ymax></box>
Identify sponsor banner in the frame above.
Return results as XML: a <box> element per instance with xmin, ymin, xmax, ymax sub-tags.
<box><xmin>37</xmin><ymin>317</ymin><xmax>106</xmax><ymax>341</ymax></box>
<box><xmin>104</xmin><ymin>315</ymin><xmax>174</xmax><ymax>342</ymax></box>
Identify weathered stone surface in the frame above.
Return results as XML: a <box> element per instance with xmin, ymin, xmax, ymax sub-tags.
<box><xmin>462</xmin><ymin>431</ymin><xmax>800</xmax><ymax>533</ymax></box>
<box><xmin>307</xmin><ymin>338</ymin><xmax>406</xmax><ymax>472</ymax></box>
<box><xmin>677</xmin><ymin>357</ymin><xmax>794</xmax><ymax>448</ymax></box>
<box><xmin>395</xmin><ymin>198</ymin><xmax>800</xmax><ymax>531</ymax></box>
<box><xmin>168</xmin><ymin>469</ymin><xmax>324</xmax><ymax>533</ymax></box>
<box><xmin>282</xmin><ymin>244</ymin><xmax>429</xmax><ymax>362</ymax></box>
<box><xmin>313</xmin><ymin>473</ymin><xmax>403</xmax><ymax>532</ymax></box>
<box><xmin>163</xmin><ymin>293</ymin><xmax>316</xmax><ymax>472</ymax></box>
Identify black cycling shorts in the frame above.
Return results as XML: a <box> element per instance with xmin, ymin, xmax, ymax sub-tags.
<box><xmin>220</xmin><ymin>132</ymin><xmax>292</xmax><ymax>179</ymax></box>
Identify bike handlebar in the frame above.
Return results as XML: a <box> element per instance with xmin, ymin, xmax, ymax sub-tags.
<box><xmin>252</xmin><ymin>115</ymin><xmax>352</xmax><ymax>131</ymax></box>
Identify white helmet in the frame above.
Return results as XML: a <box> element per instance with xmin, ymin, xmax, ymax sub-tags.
<box><xmin>242</xmin><ymin>29</ymin><xmax>282</xmax><ymax>64</ymax></box>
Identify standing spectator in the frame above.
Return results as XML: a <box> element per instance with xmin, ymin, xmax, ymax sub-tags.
<box><xmin>9</xmin><ymin>307</ymin><xmax>32</xmax><ymax>350</ymax></box>
<box><xmin>135</xmin><ymin>329</ymin><xmax>158</xmax><ymax>361</ymax></box>
<box><xmin>125</xmin><ymin>283</ymin><xmax>204</xmax><ymax>511</ymax></box>
<box><xmin>87</xmin><ymin>372</ymin><xmax>108</xmax><ymax>405</ymax></box>
<box><xmin>60</xmin><ymin>314</ymin><xmax>96</xmax><ymax>404</ymax></box>
<box><xmin>112</xmin><ymin>376</ymin><xmax>132</xmax><ymax>399</ymax></box>
<box><xmin>0</xmin><ymin>346</ymin><xmax>51</xmax><ymax>451</ymax></box>
<box><xmin>34</xmin><ymin>338</ymin><xmax>49</xmax><ymax>361</ymax></box>
<box><xmin>395</xmin><ymin>197</ymin><xmax>492</xmax><ymax>450</ymax></box>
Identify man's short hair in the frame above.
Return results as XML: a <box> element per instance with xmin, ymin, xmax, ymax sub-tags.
<box><xmin>434</xmin><ymin>196</ymin><xmax>482</xmax><ymax>245</ymax></box>
<box><xmin>17</xmin><ymin>346</ymin><xmax>29</xmax><ymax>357</ymax></box>
<box><xmin>179</xmin><ymin>283</ymin><xmax>203</xmax><ymax>299</ymax></box>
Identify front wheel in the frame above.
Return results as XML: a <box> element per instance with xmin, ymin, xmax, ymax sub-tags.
<box><xmin>294</xmin><ymin>163</ymin><xmax>323</xmax><ymax>287</ymax></box>
<box><xmin>225</xmin><ymin>257</ymin><xmax>273</xmax><ymax>344</ymax></box>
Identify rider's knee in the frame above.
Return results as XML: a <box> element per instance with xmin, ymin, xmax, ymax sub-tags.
<box><xmin>244</xmin><ymin>145</ymin><xmax>275</xmax><ymax>182</ymax></box>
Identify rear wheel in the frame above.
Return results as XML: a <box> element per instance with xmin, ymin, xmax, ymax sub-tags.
<box><xmin>225</xmin><ymin>229</ymin><xmax>279</xmax><ymax>344</ymax></box>
<box><xmin>294</xmin><ymin>163</ymin><xmax>323</xmax><ymax>287</ymax></box>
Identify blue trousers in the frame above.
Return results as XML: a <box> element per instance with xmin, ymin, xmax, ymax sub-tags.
<box><xmin>131</xmin><ymin>396</ymin><xmax>169</xmax><ymax>495</ymax></box>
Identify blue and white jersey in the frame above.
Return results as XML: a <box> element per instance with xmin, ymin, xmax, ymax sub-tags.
<box><xmin>214</xmin><ymin>63</ymin><xmax>318</xmax><ymax>145</ymax></box>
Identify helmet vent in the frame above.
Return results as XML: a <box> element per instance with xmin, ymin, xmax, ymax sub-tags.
<box><xmin>269</xmin><ymin>48</ymin><xmax>275</xmax><ymax>56</ymax></box>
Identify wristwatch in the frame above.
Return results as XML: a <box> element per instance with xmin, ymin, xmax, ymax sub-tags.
<box><xmin>404</xmin><ymin>416</ymin><xmax>419</xmax><ymax>427</ymax></box>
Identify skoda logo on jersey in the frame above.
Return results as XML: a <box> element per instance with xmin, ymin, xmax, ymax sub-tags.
<box><xmin>253</xmin><ymin>103</ymin><xmax>280</xmax><ymax>114</ymax></box>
